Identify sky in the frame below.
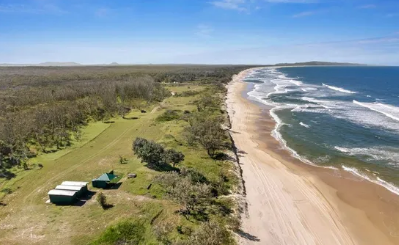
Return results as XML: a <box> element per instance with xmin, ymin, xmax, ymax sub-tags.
<box><xmin>0</xmin><ymin>0</ymin><xmax>399</xmax><ymax>65</ymax></box>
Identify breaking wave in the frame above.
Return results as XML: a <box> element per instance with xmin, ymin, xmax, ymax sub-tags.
<box><xmin>322</xmin><ymin>83</ymin><xmax>357</xmax><ymax>94</ymax></box>
<box><xmin>244</xmin><ymin>67</ymin><xmax>399</xmax><ymax>196</ymax></box>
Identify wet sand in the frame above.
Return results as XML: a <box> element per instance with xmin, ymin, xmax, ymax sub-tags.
<box><xmin>227</xmin><ymin>68</ymin><xmax>399</xmax><ymax>245</ymax></box>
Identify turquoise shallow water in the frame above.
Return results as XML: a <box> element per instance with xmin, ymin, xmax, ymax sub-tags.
<box><xmin>245</xmin><ymin>66</ymin><xmax>399</xmax><ymax>195</ymax></box>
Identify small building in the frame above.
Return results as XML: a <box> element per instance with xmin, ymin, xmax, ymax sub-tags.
<box><xmin>55</xmin><ymin>185</ymin><xmax>85</xmax><ymax>197</ymax></box>
<box><xmin>48</xmin><ymin>189</ymin><xmax>78</xmax><ymax>205</ymax></box>
<box><xmin>92</xmin><ymin>172</ymin><xmax>118</xmax><ymax>188</ymax></box>
<box><xmin>61</xmin><ymin>181</ymin><xmax>89</xmax><ymax>193</ymax></box>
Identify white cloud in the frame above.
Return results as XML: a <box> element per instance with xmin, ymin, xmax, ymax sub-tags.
<box><xmin>210</xmin><ymin>0</ymin><xmax>317</xmax><ymax>12</ymax></box>
<box><xmin>196</xmin><ymin>24</ymin><xmax>214</xmax><ymax>38</ymax></box>
<box><xmin>292</xmin><ymin>11</ymin><xmax>316</xmax><ymax>18</ymax></box>
<box><xmin>0</xmin><ymin>2</ymin><xmax>66</xmax><ymax>14</ymax></box>
<box><xmin>211</xmin><ymin>0</ymin><xmax>247</xmax><ymax>11</ymax></box>
<box><xmin>266</xmin><ymin>0</ymin><xmax>318</xmax><ymax>3</ymax></box>
<box><xmin>95</xmin><ymin>7</ymin><xmax>110</xmax><ymax>17</ymax></box>
<box><xmin>355</xmin><ymin>37</ymin><xmax>399</xmax><ymax>44</ymax></box>
<box><xmin>359</xmin><ymin>4</ymin><xmax>376</xmax><ymax>9</ymax></box>
<box><xmin>2</xmin><ymin>36</ymin><xmax>399</xmax><ymax>65</ymax></box>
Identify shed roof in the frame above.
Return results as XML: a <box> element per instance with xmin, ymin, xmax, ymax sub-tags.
<box><xmin>48</xmin><ymin>189</ymin><xmax>77</xmax><ymax>196</ymax></box>
<box><xmin>61</xmin><ymin>181</ymin><xmax>88</xmax><ymax>186</ymax></box>
<box><xmin>55</xmin><ymin>185</ymin><xmax>83</xmax><ymax>191</ymax></box>
<box><xmin>94</xmin><ymin>173</ymin><xmax>117</xmax><ymax>182</ymax></box>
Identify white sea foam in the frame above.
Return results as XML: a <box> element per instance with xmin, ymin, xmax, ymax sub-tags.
<box><xmin>335</xmin><ymin>146</ymin><xmax>399</xmax><ymax>163</ymax></box>
<box><xmin>299</xmin><ymin>122</ymin><xmax>310</xmax><ymax>128</ymax></box>
<box><xmin>342</xmin><ymin>166</ymin><xmax>399</xmax><ymax>196</ymax></box>
<box><xmin>269</xmin><ymin>107</ymin><xmax>314</xmax><ymax>166</ymax></box>
<box><xmin>290</xmin><ymin>80</ymin><xmax>302</xmax><ymax>86</ymax></box>
<box><xmin>322</xmin><ymin>83</ymin><xmax>356</xmax><ymax>94</ymax></box>
<box><xmin>334</xmin><ymin>146</ymin><xmax>350</xmax><ymax>153</ymax></box>
<box><xmin>293</xmin><ymin>98</ymin><xmax>399</xmax><ymax>132</ymax></box>
<box><xmin>245</xmin><ymin>67</ymin><xmax>399</xmax><ymax>197</ymax></box>
<box><xmin>353</xmin><ymin>100</ymin><xmax>399</xmax><ymax>122</ymax></box>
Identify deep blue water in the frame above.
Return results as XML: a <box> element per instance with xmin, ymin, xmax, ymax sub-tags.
<box><xmin>245</xmin><ymin>66</ymin><xmax>399</xmax><ymax>195</ymax></box>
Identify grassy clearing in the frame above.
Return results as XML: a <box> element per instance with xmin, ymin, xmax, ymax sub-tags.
<box><xmin>0</xmin><ymin>122</ymin><xmax>110</xmax><ymax>200</ymax></box>
<box><xmin>0</xmin><ymin>84</ymin><xmax>238</xmax><ymax>245</ymax></box>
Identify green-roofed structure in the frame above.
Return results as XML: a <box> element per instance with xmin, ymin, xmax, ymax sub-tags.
<box><xmin>92</xmin><ymin>171</ymin><xmax>118</xmax><ymax>188</ymax></box>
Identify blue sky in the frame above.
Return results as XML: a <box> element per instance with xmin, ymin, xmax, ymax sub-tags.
<box><xmin>0</xmin><ymin>0</ymin><xmax>398</xmax><ymax>65</ymax></box>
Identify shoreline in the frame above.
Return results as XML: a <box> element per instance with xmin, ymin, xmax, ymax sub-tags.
<box><xmin>227</xmin><ymin>68</ymin><xmax>399</xmax><ymax>245</ymax></box>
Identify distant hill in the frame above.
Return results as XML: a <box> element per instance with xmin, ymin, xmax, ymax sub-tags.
<box><xmin>110</xmin><ymin>62</ymin><xmax>119</xmax><ymax>66</ymax></box>
<box><xmin>274</xmin><ymin>61</ymin><xmax>363</xmax><ymax>67</ymax></box>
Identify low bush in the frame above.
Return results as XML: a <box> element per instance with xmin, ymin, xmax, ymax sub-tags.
<box><xmin>156</xmin><ymin>110</ymin><xmax>181</xmax><ymax>122</ymax></box>
<box><xmin>91</xmin><ymin>220</ymin><xmax>145</xmax><ymax>245</ymax></box>
<box><xmin>97</xmin><ymin>192</ymin><xmax>112</xmax><ymax>210</ymax></box>
<box><xmin>175</xmin><ymin>221</ymin><xmax>234</xmax><ymax>245</ymax></box>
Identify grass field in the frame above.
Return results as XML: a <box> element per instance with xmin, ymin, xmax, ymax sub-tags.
<box><xmin>0</xmin><ymin>84</ymin><xmax>237</xmax><ymax>244</ymax></box>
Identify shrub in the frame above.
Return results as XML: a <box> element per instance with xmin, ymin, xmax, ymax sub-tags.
<box><xmin>195</xmin><ymin>94</ymin><xmax>220</xmax><ymax>112</ymax></box>
<box><xmin>91</xmin><ymin>220</ymin><xmax>145</xmax><ymax>245</ymax></box>
<box><xmin>177</xmin><ymin>221</ymin><xmax>234</xmax><ymax>245</ymax></box>
<box><xmin>96</xmin><ymin>192</ymin><xmax>110</xmax><ymax>209</ymax></box>
<box><xmin>156</xmin><ymin>110</ymin><xmax>180</xmax><ymax>122</ymax></box>
<box><xmin>119</xmin><ymin>155</ymin><xmax>128</xmax><ymax>164</ymax></box>
<box><xmin>155</xmin><ymin>172</ymin><xmax>211</xmax><ymax>215</ymax></box>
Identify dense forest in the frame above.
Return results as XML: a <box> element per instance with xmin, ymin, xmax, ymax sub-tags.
<box><xmin>0</xmin><ymin>65</ymin><xmax>251</xmax><ymax>178</ymax></box>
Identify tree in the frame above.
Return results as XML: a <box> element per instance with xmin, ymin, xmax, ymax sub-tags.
<box><xmin>133</xmin><ymin>137</ymin><xmax>184</xmax><ymax>169</ymax></box>
<box><xmin>133</xmin><ymin>138</ymin><xmax>165</xmax><ymax>168</ymax></box>
<box><xmin>163</xmin><ymin>149</ymin><xmax>184</xmax><ymax>167</ymax></box>
<box><xmin>184</xmin><ymin>113</ymin><xmax>226</xmax><ymax>157</ymax></box>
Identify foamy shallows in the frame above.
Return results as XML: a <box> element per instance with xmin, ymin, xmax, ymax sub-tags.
<box><xmin>244</xmin><ymin>66</ymin><xmax>399</xmax><ymax>196</ymax></box>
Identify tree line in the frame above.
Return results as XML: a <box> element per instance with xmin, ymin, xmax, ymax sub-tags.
<box><xmin>0</xmin><ymin>76</ymin><xmax>167</xmax><ymax>175</ymax></box>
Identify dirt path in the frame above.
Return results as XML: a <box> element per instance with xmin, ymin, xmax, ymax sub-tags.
<box><xmin>227</xmin><ymin>71</ymin><xmax>356</xmax><ymax>245</ymax></box>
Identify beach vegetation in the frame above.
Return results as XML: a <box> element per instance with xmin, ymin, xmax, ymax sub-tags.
<box><xmin>184</xmin><ymin>112</ymin><xmax>227</xmax><ymax>157</ymax></box>
<box><xmin>0</xmin><ymin>65</ymin><xmax>249</xmax><ymax>245</ymax></box>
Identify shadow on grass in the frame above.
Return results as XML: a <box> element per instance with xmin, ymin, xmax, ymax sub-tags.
<box><xmin>70</xmin><ymin>190</ymin><xmax>97</xmax><ymax>207</ymax></box>
<box><xmin>123</xmin><ymin>116</ymin><xmax>139</xmax><ymax>120</ymax></box>
<box><xmin>236</xmin><ymin>229</ymin><xmax>260</xmax><ymax>242</ymax></box>
<box><xmin>212</xmin><ymin>152</ymin><xmax>238</xmax><ymax>162</ymax></box>
<box><xmin>107</xmin><ymin>182</ymin><xmax>122</xmax><ymax>190</ymax></box>
<box><xmin>0</xmin><ymin>170</ymin><xmax>16</xmax><ymax>180</ymax></box>
<box><xmin>102</xmin><ymin>203</ymin><xmax>114</xmax><ymax>210</ymax></box>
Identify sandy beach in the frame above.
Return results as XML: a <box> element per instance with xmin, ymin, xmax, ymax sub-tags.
<box><xmin>227</xmin><ymin>68</ymin><xmax>399</xmax><ymax>245</ymax></box>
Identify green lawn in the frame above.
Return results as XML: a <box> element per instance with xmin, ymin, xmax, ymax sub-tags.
<box><xmin>0</xmin><ymin>84</ymin><xmax>237</xmax><ymax>245</ymax></box>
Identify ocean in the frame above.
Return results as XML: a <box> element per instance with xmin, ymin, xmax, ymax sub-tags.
<box><xmin>245</xmin><ymin>66</ymin><xmax>399</xmax><ymax>195</ymax></box>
